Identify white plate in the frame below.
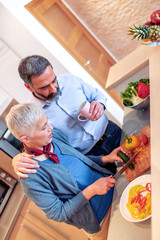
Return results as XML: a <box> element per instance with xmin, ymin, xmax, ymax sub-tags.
<box><xmin>120</xmin><ymin>174</ymin><xmax>151</xmax><ymax>222</ymax></box>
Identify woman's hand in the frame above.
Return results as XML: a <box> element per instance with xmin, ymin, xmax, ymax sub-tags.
<box><xmin>102</xmin><ymin>146</ymin><xmax>125</xmax><ymax>164</ymax></box>
<box><xmin>82</xmin><ymin>176</ymin><xmax>115</xmax><ymax>200</ymax></box>
<box><xmin>12</xmin><ymin>153</ymin><xmax>39</xmax><ymax>178</ymax></box>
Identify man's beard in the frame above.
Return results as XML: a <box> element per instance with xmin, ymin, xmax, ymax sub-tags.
<box><xmin>33</xmin><ymin>86</ymin><xmax>60</xmax><ymax>102</ymax></box>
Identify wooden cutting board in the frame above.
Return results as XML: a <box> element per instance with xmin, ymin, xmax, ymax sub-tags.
<box><xmin>121</xmin><ymin>125</ymin><xmax>151</xmax><ymax>182</ymax></box>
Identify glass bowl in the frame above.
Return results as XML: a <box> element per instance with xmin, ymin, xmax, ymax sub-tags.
<box><xmin>123</xmin><ymin>95</ymin><xmax>150</xmax><ymax>111</ymax></box>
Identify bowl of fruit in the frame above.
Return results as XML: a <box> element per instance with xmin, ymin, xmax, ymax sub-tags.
<box><xmin>128</xmin><ymin>9</ymin><xmax>160</xmax><ymax>46</ymax></box>
<box><xmin>120</xmin><ymin>79</ymin><xmax>150</xmax><ymax>111</ymax></box>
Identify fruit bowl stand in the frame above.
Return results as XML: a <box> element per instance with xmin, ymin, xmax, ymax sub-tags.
<box><xmin>141</xmin><ymin>39</ymin><xmax>160</xmax><ymax>46</ymax></box>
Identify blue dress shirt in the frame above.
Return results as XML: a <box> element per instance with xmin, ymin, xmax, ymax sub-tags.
<box><xmin>32</xmin><ymin>73</ymin><xmax>108</xmax><ymax>154</ymax></box>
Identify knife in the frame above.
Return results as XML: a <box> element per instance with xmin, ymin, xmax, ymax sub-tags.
<box><xmin>113</xmin><ymin>151</ymin><xmax>139</xmax><ymax>180</ymax></box>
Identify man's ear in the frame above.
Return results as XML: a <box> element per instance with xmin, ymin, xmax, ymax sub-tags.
<box><xmin>24</xmin><ymin>83</ymin><xmax>33</xmax><ymax>92</ymax></box>
<box><xmin>19</xmin><ymin>135</ymin><xmax>31</xmax><ymax>144</ymax></box>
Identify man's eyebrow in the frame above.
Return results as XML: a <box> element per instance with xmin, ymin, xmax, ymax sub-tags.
<box><xmin>38</xmin><ymin>76</ymin><xmax>57</xmax><ymax>90</ymax></box>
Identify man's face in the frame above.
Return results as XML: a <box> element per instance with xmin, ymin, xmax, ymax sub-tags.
<box><xmin>27</xmin><ymin>65</ymin><xmax>60</xmax><ymax>101</ymax></box>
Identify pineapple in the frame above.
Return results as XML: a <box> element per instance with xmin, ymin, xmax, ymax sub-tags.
<box><xmin>128</xmin><ymin>24</ymin><xmax>160</xmax><ymax>42</ymax></box>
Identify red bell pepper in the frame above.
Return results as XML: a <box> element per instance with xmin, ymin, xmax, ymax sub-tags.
<box><xmin>137</xmin><ymin>82</ymin><xmax>150</xmax><ymax>99</ymax></box>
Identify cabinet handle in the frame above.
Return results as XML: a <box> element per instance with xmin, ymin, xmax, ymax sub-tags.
<box><xmin>22</xmin><ymin>224</ymin><xmax>48</xmax><ymax>240</ymax></box>
<box><xmin>22</xmin><ymin>223</ymin><xmax>68</xmax><ymax>240</ymax></box>
<box><xmin>84</xmin><ymin>60</ymin><xmax>90</xmax><ymax>66</ymax></box>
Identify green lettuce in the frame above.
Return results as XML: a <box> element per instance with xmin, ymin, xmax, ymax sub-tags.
<box><xmin>120</xmin><ymin>79</ymin><xmax>149</xmax><ymax>106</ymax></box>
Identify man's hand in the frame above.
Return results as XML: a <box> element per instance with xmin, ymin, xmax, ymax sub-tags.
<box><xmin>12</xmin><ymin>153</ymin><xmax>39</xmax><ymax>178</ymax></box>
<box><xmin>82</xmin><ymin>176</ymin><xmax>115</xmax><ymax>200</ymax></box>
<box><xmin>89</xmin><ymin>101</ymin><xmax>104</xmax><ymax>121</ymax></box>
<box><xmin>102</xmin><ymin>146</ymin><xmax>125</xmax><ymax>164</ymax></box>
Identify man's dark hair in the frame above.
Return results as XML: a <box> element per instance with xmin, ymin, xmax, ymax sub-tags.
<box><xmin>18</xmin><ymin>55</ymin><xmax>53</xmax><ymax>85</ymax></box>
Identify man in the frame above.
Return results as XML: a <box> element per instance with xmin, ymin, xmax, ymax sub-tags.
<box><xmin>6</xmin><ymin>103</ymin><xmax>123</xmax><ymax>240</ymax></box>
<box><xmin>13</xmin><ymin>55</ymin><xmax>121</xmax><ymax>175</ymax></box>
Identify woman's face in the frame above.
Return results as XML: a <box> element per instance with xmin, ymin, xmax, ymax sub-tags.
<box><xmin>28</xmin><ymin>112</ymin><xmax>53</xmax><ymax>149</ymax></box>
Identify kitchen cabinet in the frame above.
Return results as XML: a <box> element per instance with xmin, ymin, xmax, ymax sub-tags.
<box><xmin>105</xmin><ymin>44</ymin><xmax>160</xmax><ymax>240</ymax></box>
<box><xmin>25</xmin><ymin>0</ymin><xmax>116</xmax><ymax>90</ymax></box>
<box><xmin>0</xmin><ymin>151</ymin><xmax>26</xmax><ymax>240</ymax></box>
<box><xmin>9</xmin><ymin>198</ymin><xmax>88</xmax><ymax>240</ymax></box>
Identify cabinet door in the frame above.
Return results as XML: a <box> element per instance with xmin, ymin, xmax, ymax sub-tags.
<box><xmin>0</xmin><ymin>149</ymin><xmax>18</xmax><ymax>179</ymax></box>
<box><xmin>9</xmin><ymin>199</ymin><xmax>88</xmax><ymax>240</ymax></box>
<box><xmin>9</xmin><ymin>216</ymin><xmax>67</xmax><ymax>240</ymax></box>
<box><xmin>25</xmin><ymin>0</ymin><xmax>116</xmax><ymax>89</ymax></box>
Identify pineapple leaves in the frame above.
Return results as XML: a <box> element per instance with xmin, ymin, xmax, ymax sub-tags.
<box><xmin>128</xmin><ymin>24</ymin><xmax>151</xmax><ymax>40</ymax></box>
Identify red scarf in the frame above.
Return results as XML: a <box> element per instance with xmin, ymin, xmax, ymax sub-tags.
<box><xmin>23</xmin><ymin>143</ymin><xmax>59</xmax><ymax>163</ymax></box>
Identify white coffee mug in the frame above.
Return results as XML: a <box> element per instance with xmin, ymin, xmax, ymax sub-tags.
<box><xmin>77</xmin><ymin>100</ymin><xmax>91</xmax><ymax>121</ymax></box>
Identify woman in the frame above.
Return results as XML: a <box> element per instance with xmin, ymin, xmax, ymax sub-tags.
<box><xmin>6</xmin><ymin>103</ymin><xmax>123</xmax><ymax>240</ymax></box>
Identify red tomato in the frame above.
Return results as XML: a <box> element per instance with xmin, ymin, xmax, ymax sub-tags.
<box><xmin>142</xmin><ymin>135</ymin><xmax>149</xmax><ymax>145</ymax></box>
<box><xmin>150</xmin><ymin>10</ymin><xmax>160</xmax><ymax>24</ymax></box>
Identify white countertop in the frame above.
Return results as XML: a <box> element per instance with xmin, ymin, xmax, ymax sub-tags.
<box><xmin>108</xmin><ymin>171</ymin><xmax>151</xmax><ymax>240</ymax></box>
<box><xmin>108</xmin><ymin>106</ymin><xmax>151</xmax><ymax>240</ymax></box>
<box><xmin>105</xmin><ymin>45</ymin><xmax>160</xmax><ymax>240</ymax></box>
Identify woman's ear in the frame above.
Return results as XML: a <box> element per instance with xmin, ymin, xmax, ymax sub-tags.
<box><xmin>19</xmin><ymin>135</ymin><xmax>31</xmax><ymax>144</ymax></box>
<box><xmin>24</xmin><ymin>83</ymin><xmax>33</xmax><ymax>92</ymax></box>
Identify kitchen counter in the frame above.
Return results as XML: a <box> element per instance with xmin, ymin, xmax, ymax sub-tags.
<box><xmin>105</xmin><ymin>45</ymin><xmax>160</xmax><ymax>240</ymax></box>
<box><xmin>0</xmin><ymin>182</ymin><xmax>26</xmax><ymax>240</ymax></box>
<box><xmin>108</xmin><ymin>106</ymin><xmax>151</xmax><ymax>240</ymax></box>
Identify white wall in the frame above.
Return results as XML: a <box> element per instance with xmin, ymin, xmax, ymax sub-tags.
<box><xmin>0</xmin><ymin>3</ymin><xmax>68</xmax><ymax>75</ymax></box>
<box><xmin>0</xmin><ymin>1</ymin><xmax>68</xmax><ymax>105</ymax></box>
<box><xmin>0</xmin><ymin>1</ymin><xmax>123</xmax><ymax>124</ymax></box>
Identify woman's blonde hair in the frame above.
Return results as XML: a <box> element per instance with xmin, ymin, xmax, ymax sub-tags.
<box><xmin>5</xmin><ymin>103</ymin><xmax>44</xmax><ymax>139</ymax></box>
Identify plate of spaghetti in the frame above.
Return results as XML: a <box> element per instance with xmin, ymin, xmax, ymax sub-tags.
<box><xmin>120</xmin><ymin>174</ymin><xmax>151</xmax><ymax>222</ymax></box>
